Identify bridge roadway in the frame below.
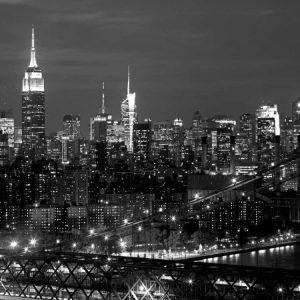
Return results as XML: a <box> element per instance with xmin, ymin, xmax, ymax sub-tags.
<box><xmin>0</xmin><ymin>250</ymin><xmax>299</xmax><ymax>299</ymax></box>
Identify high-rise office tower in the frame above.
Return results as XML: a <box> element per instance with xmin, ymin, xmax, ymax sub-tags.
<box><xmin>292</xmin><ymin>97</ymin><xmax>300</xmax><ymax>123</ymax></box>
<box><xmin>61</xmin><ymin>115</ymin><xmax>81</xmax><ymax>164</ymax></box>
<box><xmin>121</xmin><ymin>67</ymin><xmax>137</xmax><ymax>153</ymax></box>
<box><xmin>281</xmin><ymin>115</ymin><xmax>293</xmax><ymax>154</ymax></box>
<box><xmin>236</xmin><ymin>113</ymin><xmax>255</xmax><ymax>162</ymax></box>
<box><xmin>90</xmin><ymin>82</ymin><xmax>111</xmax><ymax>142</ymax></box>
<box><xmin>173</xmin><ymin>118</ymin><xmax>185</xmax><ymax>167</ymax></box>
<box><xmin>22</xmin><ymin>26</ymin><xmax>45</xmax><ymax>161</ymax></box>
<box><xmin>133</xmin><ymin>121</ymin><xmax>152</xmax><ymax>171</ymax></box>
<box><xmin>256</xmin><ymin>104</ymin><xmax>280</xmax><ymax>167</ymax></box>
<box><xmin>292</xmin><ymin>98</ymin><xmax>300</xmax><ymax>149</ymax></box>
<box><xmin>0</xmin><ymin>111</ymin><xmax>14</xmax><ymax>161</ymax></box>
<box><xmin>89</xmin><ymin>82</ymin><xmax>110</xmax><ymax>171</ymax></box>
<box><xmin>191</xmin><ymin>110</ymin><xmax>203</xmax><ymax>158</ymax></box>
<box><xmin>0</xmin><ymin>111</ymin><xmax>14</xmax><ymax>148</ymax></box>
<box><xmin>0</xmin><ymin>131</ymin><xmax>9</xmax><ymax>166</ymax></box>
<box><xmin>63</xmin><ymin>115</ymin><xmax>80</xmax><ymax>140</ymax></box>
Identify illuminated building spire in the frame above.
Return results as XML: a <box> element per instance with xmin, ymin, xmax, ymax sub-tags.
<box><xmin>101</xmin><ymin>81</ymin><xmax>105</xmax><ymax>114</ymax></box>
<box><xmin>29</xmin><ymin>25</ymin><xmax>38</xmax><ymax>68</ymax></box>
<box><xmin>127</xmin><ymin>65</ymin><xmax>130</xmax><ymax>95</ymax></box>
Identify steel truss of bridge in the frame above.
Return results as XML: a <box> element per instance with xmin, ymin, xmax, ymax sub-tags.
<box><xmin>0</xmin><ymin>251</ymin><xmax>299</xmax><ymax>299</ymax></box>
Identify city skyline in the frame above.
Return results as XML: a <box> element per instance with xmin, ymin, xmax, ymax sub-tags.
<box><xmin>0</xmin><ymin>2</ymin><xmax>300</xmax><ymax>297</ymax></box>
<box><xmin>1</xmin><ymin>1</ymin><xmax>300</xmax><ymax>135</ymax></box>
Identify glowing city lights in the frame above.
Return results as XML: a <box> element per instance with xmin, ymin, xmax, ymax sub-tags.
<box><xmin>139</xmin><ymin>285</ymin><xmax>145</xmax><ymax>292</ymax></box>
<box><xmin>120</xmin><ymin>239</ymin><xmax>126</xmax><ymax>249</ymax></box>
<box><xmin>10</xmin><ymin>241</ymin><xmax>18</xmax><ymax>248</ymax></box>
<box><xmin>30</xmin><ymin>238</ymin><xmax>37</xmax><ymax>246</ymax></box>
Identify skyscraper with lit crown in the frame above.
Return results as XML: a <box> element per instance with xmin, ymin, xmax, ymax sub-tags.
<box><xmin>255</xmin><ymin>104</ymin><xmax>280</xmax><ymax>167</ymax></box>
<box><xmin>121</xmin><ymin>67</ymin><xmax>136</xmax><ymax>153</ymax></box>
<box><xmin>22</xmin><ymin>26</ymin><xmax>45</xmax><ymax>161</ymax></box>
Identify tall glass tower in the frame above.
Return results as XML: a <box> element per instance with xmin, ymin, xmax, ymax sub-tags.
<box><xmin>22</xmin><ymin>26</ymin><xmax>45</xmax><ymax>161</ymax></box>
<box><xmin>121</xmin><ymin>67</ymin><xmax>136</xmax><ymax>153</ymax></box>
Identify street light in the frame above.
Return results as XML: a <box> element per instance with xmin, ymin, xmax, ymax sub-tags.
<box><xmin>139</xmin><ymin>285</ymin><xmax>146</xmax><ymax>292</ymax></box>
<box><xmin>90</xmin><ymin>228</ymin><xmax>95</xmax><ymax>235</ymax></box>
<box><xmin>104</xmin><ymin>235</ymin><xmax>108</xmax><ymax>241</ymax></box>
<box><xmin>120</xmin><ymin>240</ymin><xmax>126</xmax><ymax>249</ymax></box>
<box><xmin>72</xmin><ymin>243</ymin><xmax>77</xmax><ymax>248</ymax></box>
<box><xmin>138</xmin><ymin>226</ymin><xmax>142</xmax><ymax>232</ymax></box>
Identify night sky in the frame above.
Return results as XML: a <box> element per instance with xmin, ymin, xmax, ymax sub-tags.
<box><xmin>1</xmin><ymin>0</ymin><xmax>300</xmax><ymax>136</ymax></box>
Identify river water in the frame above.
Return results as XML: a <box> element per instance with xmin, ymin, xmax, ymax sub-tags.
<box><xmin>200</xmin><ymin>243</ymin><xmax>300</xmax><ymax>270</ymax></box>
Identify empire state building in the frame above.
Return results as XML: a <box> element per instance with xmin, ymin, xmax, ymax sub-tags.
<box><xmin>22</xmin><ymin>27</ymin><xmax>45</xmax><ymax>161</ymax></box>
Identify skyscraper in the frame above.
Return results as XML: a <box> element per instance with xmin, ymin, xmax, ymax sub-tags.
<box><xmin>90</xmin><ymin>82</ymin><xmax>111</xmax><ymax>142</ymax></box>
<box><xmin>63</xmin><ymin>115</ymin><xmax>80</xmax><ymax>140</ymax></box>
<box><xmin>89</xmin><ymin>82</ymin><xmax>110</xmax><ymax>171</ymax></box>
<box><xmin>256</xmin><ymin>104</ymin><xmax>280</xmax><ymax>167</ymax></box>
<box><xmin>133</xmin><ymin>121</ymin><xmax>152</xmax><ymax>171</ymax></box>
<box><xmin>0</xmin><ymin>111</ymin><xmax>14</xmax><ymax>161</ymax></box>
<box><xmin>292</xmin><ymin>98</ymin><xmax>300</xmax><ymax>149</ymax></box>
<box><xmin>22</xmin><ymin>26</ymin><xmax>45</xmax><ymax>161</ymax></box>
<box><xmin>236</xmin><ymin>113</ymin><xmax>255</xmax><ymax>162</ymax></box>
<box><xmin>121</xmin><ymin>67</ymin><xmax>137</xmax><ymax>153</ymax></box>
<box><xmin>292</xmin><ymin>97</ymin><xmax>300</xmax><ymax>123</ymax></box>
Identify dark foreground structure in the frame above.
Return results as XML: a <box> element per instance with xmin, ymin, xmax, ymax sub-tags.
<box><xmin>0</xmin><ymin>251</ymin><xmax>299</xmax><ymax>299</ymax></box>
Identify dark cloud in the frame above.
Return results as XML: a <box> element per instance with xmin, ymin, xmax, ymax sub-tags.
<box><xmin>0</xmin><ymin>0</ymin><xmax>300</xmax><ymax>135</ymax></box>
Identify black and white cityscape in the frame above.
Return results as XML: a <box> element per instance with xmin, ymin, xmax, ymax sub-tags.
<box><xmin>1</xmin><ymin>1</ymin><xmax>300</xmax><ymax>299</ymax></box>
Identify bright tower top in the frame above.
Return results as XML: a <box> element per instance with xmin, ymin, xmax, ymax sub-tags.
<box><xmin>29</xmin><ymin>25</ymin><xmax>38</xmax><ymax>68</ymax></box>
<box><xmin>22</xmin><ymin>26</ymin><xmax>44</xmax><ymax>93</ymax></box>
